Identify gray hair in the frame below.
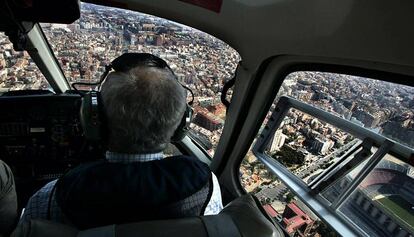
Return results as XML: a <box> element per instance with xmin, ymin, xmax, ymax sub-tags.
<box><xmin>100</xmin><ymin>66</ymin><xmax>187</xmax><ymax>153</ymax></box>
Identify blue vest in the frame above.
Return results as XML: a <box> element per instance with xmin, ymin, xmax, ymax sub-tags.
<box><xmin>55</xmin><ymin>155</ymin><xmax>213</xmax><ymax>229</ymax></box>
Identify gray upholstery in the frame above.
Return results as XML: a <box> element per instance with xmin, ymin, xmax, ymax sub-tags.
<box><xmin>0</xmin><ymin>160</ymin><xmax>18</xmax><ymax>236</ymax></box>
<box><xmin>11</xmin><ymin>194</ymin><xmax>284</xmax><ymax>237</ymax></box>
<box><xmin>11</xmin><ymin>220</ymin><xmax>77</xmax><ymax>237</ymax></box>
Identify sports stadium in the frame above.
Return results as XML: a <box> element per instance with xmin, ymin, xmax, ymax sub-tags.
<box><xmin>346</xmin><ymin>157</ymin><xmax>414</xmax><ymax>237</ymax></box>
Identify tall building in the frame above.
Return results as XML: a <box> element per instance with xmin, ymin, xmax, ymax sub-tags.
<box><xmin>142</xmin><ymin>23</ymin><xmax>155</xmax><ymax>31</ymax></box>
<box><xmin>269</xmin><ymin>129</ymin><xmax>287</xmax><ymax>153</ymax></box>
<box><xmin>342</xmin><ymin>100</ymin><xmax>356</xmax><ymax>111</ymax></box>
<box><xmin>198</xmin><ymin>97</ymin><xmax>214</xmax><ymax>108</ymax></box>
<box><xmin>155</xmin><ymin>35</ymin><xmax>164</xmax><ymax>46</ymax></box>
<box><xmin>193</xmin><ymin>109</ymin><xmax>224</xmax><ymax>131</ymax></box>
<box><xmin>311</xmin><ymin>137</ymin><xmax>334</xmax><ymax>155</ymax></box>
<box><xmin>130</xmin><ymin>35</ymin><xmax>136</xmax><ymax>45</ymax></box>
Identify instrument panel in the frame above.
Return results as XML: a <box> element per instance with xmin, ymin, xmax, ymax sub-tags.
<box><xmin>0</xmin><ymin>92</ymin><xmax>104</xmax><ymax>182</ymax></box>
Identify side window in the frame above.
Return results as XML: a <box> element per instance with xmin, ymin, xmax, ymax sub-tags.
<box><xmin>240</xmin><ymin>71</ymin><xmax>414</xmax><ymax>237</ymax></box>
<box><xmin>40</xmin><ymin>3</ymin><xmax>240</xmax><ymax>157</ymax></box>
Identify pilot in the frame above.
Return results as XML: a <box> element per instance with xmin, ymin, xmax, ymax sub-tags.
<box><xmin>20</xmin><ymin>53</ymin><xmax>223</xmax><ymax>229</ymax></box>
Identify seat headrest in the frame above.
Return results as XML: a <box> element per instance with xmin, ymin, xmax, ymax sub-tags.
<box><xmin>11</xmin><ymin>195</ymin><xmax>284</xmax><ymax>237</ymax></box>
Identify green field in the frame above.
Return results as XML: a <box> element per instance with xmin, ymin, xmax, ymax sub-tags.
<box><xmin>377</xmin><ymin>195</ymin><xmax>414</xmax><ymax>228</ymax></box>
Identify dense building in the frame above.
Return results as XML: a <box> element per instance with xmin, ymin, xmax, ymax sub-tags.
<box><xmin>281</xmin><ymin>202</ymin><xmax>315</xmax><ymax>236</ymax></box>
<box><xmin>263</xmin><ymin>204</ymin><xmax>279</xmax><ymax>219</ymax></box>
<box><xmin>382</xmin><ymin>114</ymin><xmax>414</xmax><ymax>146</ymax></box>
<box><xmin>193</xmin><ymin>109</ymin><xmax>224</xmax><ymax>132</ymax></box>
<box><xmin>0</xmin><ymin>3</ymin><xmax>240</xmax><ymax>151</ymax></box>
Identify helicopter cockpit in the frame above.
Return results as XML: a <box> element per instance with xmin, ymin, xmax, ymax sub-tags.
<box><xmin>1</xmin><ymin>0</ymin><xmax>414</xmax><ymax>236</ymax></box>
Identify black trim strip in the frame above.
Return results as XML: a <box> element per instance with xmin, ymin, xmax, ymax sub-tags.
<box><xmin>215</xmin><ymin>58</ymin><xmax>274</xmax><ymax>178</ymax></box>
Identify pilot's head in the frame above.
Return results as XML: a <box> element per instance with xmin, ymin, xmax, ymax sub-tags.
<box><xmin>100</xmin><ymin>58</ymin><xmax>186</xmax><ymax>154</ymax></box>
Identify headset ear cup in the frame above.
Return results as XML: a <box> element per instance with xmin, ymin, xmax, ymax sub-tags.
<box><xmin>171</xmin><ymin>104</ymin><xmax>193</xmax><ymax>142</ymax></box>
<box><xmin>80</xmin><ymin>91</ymin><xmax>104</xmax><ymax>143</ymax></box>
<box><xmin>80</xmin><ymin>93</ymin><xmax>91</xmax><ymax>139</ymax></box>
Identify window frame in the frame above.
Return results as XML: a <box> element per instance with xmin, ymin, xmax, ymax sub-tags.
<box><xmin>175</xmin><ymin>136</ymin><xmax>212</xmax><ymax>165</ymax></box>
<box><xmin>252</xmin><ymin>95</ymin><xmax>413</xmax><ymax>236</ymax></box>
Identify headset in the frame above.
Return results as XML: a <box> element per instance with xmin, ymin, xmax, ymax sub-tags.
<box><xmin>73</xmin><ymin>53</ymin><xmax>194</xmax><ymax>144</ymax></box>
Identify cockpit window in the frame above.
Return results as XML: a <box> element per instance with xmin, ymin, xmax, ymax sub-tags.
<box><xmin>279</xmin><ymin>72</ymin><xmax>414</xmax><ymax>149</ymax></box>
<box><xmin>0</xmin><ymin>33</ymin><xmax>51</xmax><ymax>92</ymax></box>
<box><xmin>241</xmin><ymin>71</ymin><xmax>414</xmax><ymax>237</ymax></box>
<box><xmin>40</xmin><ymin>3</ymin><xmax>240</xmax><ymax>156</ymax></box>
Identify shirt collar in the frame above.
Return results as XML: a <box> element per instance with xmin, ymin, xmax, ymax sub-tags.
<box><xmin>105</xmin><ymin>151</ymin><xmax>164</xmax><ymax>163</ymax></box>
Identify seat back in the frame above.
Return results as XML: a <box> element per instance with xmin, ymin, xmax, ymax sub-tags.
<box><xmin>55</xmin><ymin>156</ymin><xmax>212</xmax><ymax>229</ymax></box>
<box><xmin>12</xmin><ymin>195</ymin><xmax>285</xmax><ymax>237</ymax></box>
<box><xmin>0</xmin><ymin>160</ymin><xmax>18</xmax><ymax>236</ymax></box>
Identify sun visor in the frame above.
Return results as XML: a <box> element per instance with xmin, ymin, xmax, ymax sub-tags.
<box><xmin>4</xmin><ymin>0</ymin><xmax>81</xmax><ymax>24</ymax></box>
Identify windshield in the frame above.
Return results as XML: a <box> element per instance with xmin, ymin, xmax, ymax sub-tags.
<box><xmin>41</xmin><ymin>3</ymin><xmax>241</xmax><ymax>155</ymax></box>
<box><xmin>0</xmin><ymin>33</ymin><xmax>51</xmax><ymax>92</ymax></box>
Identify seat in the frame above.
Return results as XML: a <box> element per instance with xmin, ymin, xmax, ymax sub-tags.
<box><xmin>0</xmin><ymin>160</ymin><xmax>18</xmax><ymax>236</ymax></box>
<box><xmin>11</xmin><ymin>194</ymin><xmax>285</xmax><ymax>237</ymax></box>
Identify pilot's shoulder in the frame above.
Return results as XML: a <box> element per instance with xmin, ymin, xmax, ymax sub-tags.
<box><xmin>20</xmin><ymin>179</ymin><xmax>58</xmax><ymax>223</ymax></box>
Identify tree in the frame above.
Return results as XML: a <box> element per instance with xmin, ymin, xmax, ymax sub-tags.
<box><xmin>314</xmin><ymin>221</ymin><xmax>338</xmax><ymax>237</ymax></box>
<box><xmin>272</xmin><ymin>145</ymin><xmax>305</xmax><ymax>166</ymax></box>
<box><xmin>285</xmin><ymin>192</ymin><xmax>295</xmax><ymax>203</ymax></box>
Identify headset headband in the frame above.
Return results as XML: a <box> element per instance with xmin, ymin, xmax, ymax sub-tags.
<box><xmin>112</xmin><ymin>53</ymin><xmax>171</xmax><ymax>72</ymax></box>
